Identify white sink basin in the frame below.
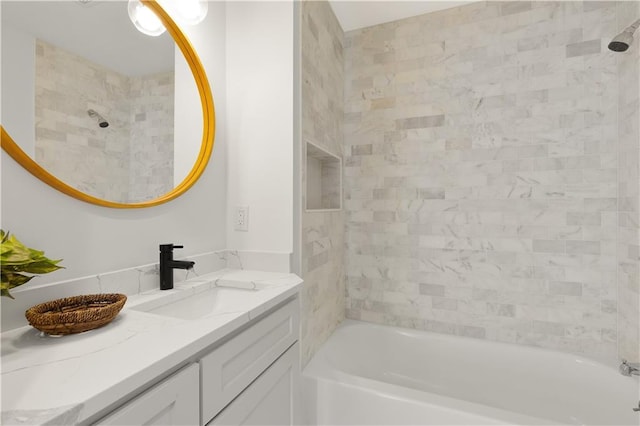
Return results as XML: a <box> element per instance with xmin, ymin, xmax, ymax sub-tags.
<box><xmin>132</xmin><ymin>282</ymin><xmax>264</xmax><ymax>320</ymax></box>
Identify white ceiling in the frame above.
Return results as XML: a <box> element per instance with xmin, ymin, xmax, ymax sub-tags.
<box><xmin>1</xmin><ymin>1</ymin><xmax>174</xmax><ymax>76</ymax></box>
<box><xmin>328</xmin><ymin>0</ymin><xmax>475</xmax><ymax>32</ymax></box>
<box><xmin>2</xmin><ymin>1</ymin><xmax>476</xmax><ymax>74</ymax></box>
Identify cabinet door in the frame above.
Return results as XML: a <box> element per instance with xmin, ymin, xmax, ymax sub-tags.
<box><xmin>201</xmin><ymin>299</ymin><xmax>299</xmax><ymax>423</ymax></box>
<box><xmin>208</xmin><ymin>342</ymin><xmax>300</xmax><ymax>426</ymax></box>
<box><xmin>97</xmin><ymin>364</ymin><xmax>199</xmax><ymax>426</ymax></box>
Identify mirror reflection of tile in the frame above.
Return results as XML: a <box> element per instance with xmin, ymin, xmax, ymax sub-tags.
<box><xmin>35</xmin><ymin>39</ymin><xmax>175</xmax><ymax>203</ymax></box>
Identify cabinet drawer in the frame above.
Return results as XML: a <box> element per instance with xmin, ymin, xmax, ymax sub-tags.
<box><xmin>96</xmin><ymin>363</ymin><xmax>199</xmax><ymax>426</ymax></box>
<box><xmin>207</xmin><ymin>342</ymin><xmax>300</xmax><ymax>426</ymax></box>
<box><xmin>201</xmin><ymin>298</ymin><xmax>299</xmax><ymax>424</ymax></box>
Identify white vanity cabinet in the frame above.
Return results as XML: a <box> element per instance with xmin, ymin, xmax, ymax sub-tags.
<box><xmin>1</xmin><ymin>269</ymin><xmax>303</xmax><ymax>426</ymax></box>
<box><xmin>96</xmin><ymin>363</ymin><xmax>200</xmax><ymax>426</ymax></box>
<box><xmin>201</xmin><ymin>298</ymin><xmax>300</xmax><ymax>425</ymax></box>
<box><xmin>208</xmin><ymin>343</ymin><xmax>299</xmax><ymax>425</ymax></box>
<box><xmin>95</xmin><ymin>297</ymin><xmax>300</xmax><ymax>426</ymax></box>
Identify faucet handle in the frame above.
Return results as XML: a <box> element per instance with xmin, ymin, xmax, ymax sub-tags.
<box><xmin>160</xmin><ymin>243</ymin><xmax>184</xmax><ymax>251</ymax></box>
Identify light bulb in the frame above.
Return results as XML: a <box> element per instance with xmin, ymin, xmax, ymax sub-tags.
<box><xmin>128</xmin><ymin>0</ymin><xmax>166</xmax><ymax>37</ymax></box>
<box><xmin>171</xmin><ymin>0</ymin><xmax>208</xmax><ymax>26</ymax></box>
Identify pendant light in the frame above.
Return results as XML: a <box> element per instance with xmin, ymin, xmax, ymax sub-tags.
<box><xmin>128</xmin><ymin>0</ymin><xmax>166</xmax><ymax>37</ymax></box>
<box><xmin>168</xmin><ymin>0</ymin><xmax>208</xmax><ymax>26</ymax></box>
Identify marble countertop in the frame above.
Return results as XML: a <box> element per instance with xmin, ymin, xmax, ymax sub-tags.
<box><xmin>1</xmin><ymin>269</ymin><xmax>302</xmax><ymax>425</ymax></box>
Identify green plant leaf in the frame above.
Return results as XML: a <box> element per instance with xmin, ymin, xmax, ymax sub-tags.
<box><xmin>28</xmin><ymin>247</ymin><xmax>46</xmax><ymax>258</ymax></box>
<box><xmin>2</xmin><ymin>272</ymin><xmax>34</xmax><ymax>286</ymax></box>
<box><xmin>1</xmin><ymin>230</ymin><xmax>63</xmax><ymax>298</ymax></box>
<box><xmin>18</xmin><ymin>260</ymin><xmax>63</xmax><ymax>274</ymax></box>
<box><xmin>1</xmin><ymin>235</ymin><xmax>32</xmax><ymax>263</ymax></box>
<box><xmin>1</xmin><ymin>272</ymin><xmax>34</xmax><ymax>299</ymax></box>
<box><xmin>0</xmin><ymin>288</ymin><xmax>14</xmax><ymax>299</ymax></box>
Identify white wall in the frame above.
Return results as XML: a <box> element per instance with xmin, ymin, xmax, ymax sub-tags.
<box><xmin>1</xmin><ymin>0</ymin><xmax>297</xmax><ymax>299</ymax></box>
<box><xmin>174</xmin><ymin>46</ymin><xmax>203</xmax><ymax>185</ymax></box>
<box><xmin>226</xmin><ymin>1</ymin><xmax>294</xmax><ymax>255</ymax></box>
<box><xmin>0</xmin><ymin>2</ymin><xmax>227</xmax><ymax>287</ymax></box>
<box><xmin>1</xmin><ymin>24</ymin><xmax>35</xmax><ymax>157</ymax></box>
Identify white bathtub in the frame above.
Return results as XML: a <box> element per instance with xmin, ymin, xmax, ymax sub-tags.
<box><xmin>302</xmin><ymin>320</ymin><xmax>640</xmax><ymax>425</ymax></box>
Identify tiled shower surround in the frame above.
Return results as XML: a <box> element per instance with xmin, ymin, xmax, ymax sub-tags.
<box><xmin>343</xmin><ymin>1</ymin><xmax>639</xmax><ymax>362</ymax></box>
<box><xmin>128</xmin><ymin>72</ymin><xmax>176</xmax><ymax>202</ymax></box>
<box><xmin>617</xmin><ymin>2</ymin><xmax>640</xmax><ymax>362</ymax></box>
<box><xmin>300</xmin><ymin>0</ymin><xmax>345</xmax><ymax>364</ymax></box>
<box><xmin>35</xmin><ymin>40</ymin><xmax>174</xmax><ymax>203</ymax></box>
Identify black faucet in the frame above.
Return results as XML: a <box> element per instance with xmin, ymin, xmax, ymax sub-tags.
<box><xmin>159</xmin><ymin>244</ymin><xmax>195</xmax><ymax>290</ymax></box>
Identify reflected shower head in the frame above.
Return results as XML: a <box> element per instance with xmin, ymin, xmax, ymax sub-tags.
<box><xmin>609</xmin><ymin>19</ymin><xmax>640</xmax><ymax>52</ymax></box>
<box><xmin>87</xmin><ymin>109</ymin><xmax>109</xmax><ymax>128</ymax></box>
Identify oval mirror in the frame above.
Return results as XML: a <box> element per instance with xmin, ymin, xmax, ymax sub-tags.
<box><xmin>0</xmin><ymin>0</ymin><xmax>214</xmax><ymax>208</ymax></box>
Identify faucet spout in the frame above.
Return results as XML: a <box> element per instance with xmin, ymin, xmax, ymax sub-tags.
<box><xmin>619</xmin><ymin>360</ymin><xmax>640</xmax><ymax>377</ymax></box>
<box><xmin>169</xmin><ymin>260</ymin><xmax>195</xmax><ymax>270</ymax></box>
<box><xmin>159</xmin><ymin>244</ymin><xmax>195</xmax><ymax>290</ymax></box>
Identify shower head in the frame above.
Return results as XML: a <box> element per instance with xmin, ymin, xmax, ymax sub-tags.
<box><xmin>87</xmin><ymin>109</ymin><xmax>109</xmax><ymax>128</ymax></box>
<box><xmin>609</xmin><ymin>18</ymin><xmax>640</xmax><ymax>52</ymax></box>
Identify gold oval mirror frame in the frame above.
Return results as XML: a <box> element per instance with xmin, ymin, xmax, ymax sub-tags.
<box><xmin>0</xmin><ymin>0</ymin><xmax>215</xmax><ymax>209</ymax></box>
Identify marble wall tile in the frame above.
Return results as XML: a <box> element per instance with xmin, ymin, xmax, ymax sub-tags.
<box><xmin>128</xmin><ymin>72</ymin><xmax>175</xmax><ymax>202</ymax></box>
<box><xmin>300</xmin><ymin>0</ymin><xmax>345</xmax><ymax>365</ymax></box>
<box><xmin>220</xmin><ymin>250</ymin><xmax>291</xmax><ymax>273</ymax></box>
<box><xmin>343</xmin><ymin>0</ymin><xmax>636</xmax><ymax>363</ymax></box>
<box><xmin>616</xmin><ymin>1</ymin><xmax>640</xmax><ymax>363</ymax></box>
<box><xmin>36</xmin><ymin>39</ymin><xmax>130</xmax><ymax>202</ymax></box>
<box><xmin>35</xmin><ymin>40</ymin><xmax>174</xmax><ymax>203</ymax></box>
<box><xmin>566</xmin><ymin>39</ymin><xmax>602</xmax><ymax>57</ymax></box>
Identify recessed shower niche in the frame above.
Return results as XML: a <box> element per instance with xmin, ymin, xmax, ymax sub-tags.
<box><xmin>305</xmin><ymin>140</ymin><xmax>341</xmax><ymax>211</ymax></box>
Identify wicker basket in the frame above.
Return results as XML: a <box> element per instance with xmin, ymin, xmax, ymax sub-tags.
<box><xmin>25</xmin><ymin>293</ymin><xmax>127</xmax><ymax>335</ymax></box>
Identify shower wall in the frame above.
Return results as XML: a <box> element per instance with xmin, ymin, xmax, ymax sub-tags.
<box><xmin>617</xmin><ymin>2</ymin><xmax>640</xmax><ymax>363</ymax></box>
<box><xmin>129</xmin><ymin>72</ymin><xmax>175</xmax><ymax>202</ymax></box>
<box><xmin>36</xmin><ymin>39</ymin><xmax>130</xmax><ymax>201</ymax></box>
<box><xmin>35</xmin><ymin>40</ymin><xmax>174</xmax><ymax>203</ymax></box>
<box><xmin>343</xmin><ymin>1</ymin><xmax>631</xmax><ymax>361</ymax></box>
<box><xmin>300</xmin><ymin>0</ymin><xmax>345</xmax><ymax>365</ymax></box>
